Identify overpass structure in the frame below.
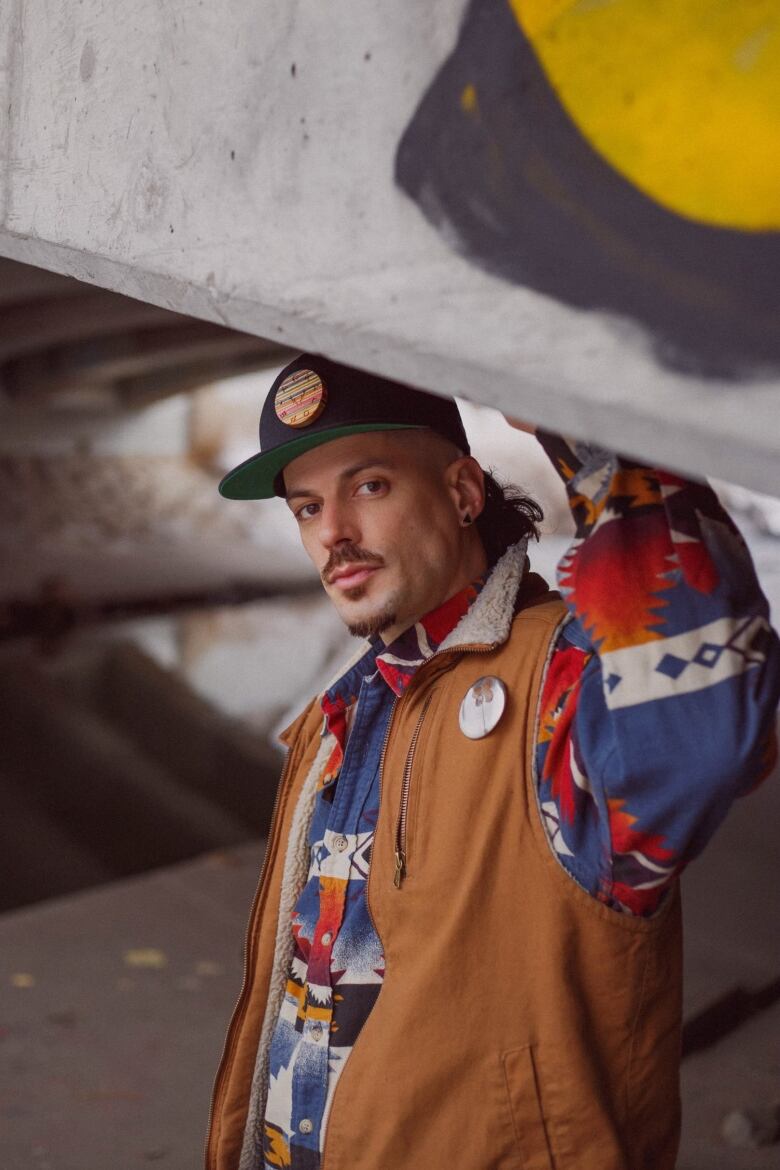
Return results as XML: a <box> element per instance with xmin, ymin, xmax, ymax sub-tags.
<box><xmin>0</xmin><ymin>0</ymin><xmax>778</xmax><ymax>491</ymax></box>
<box><xmin>1</xmin><ymin>11</ymin><xmax>779</xmax><ymax>1167</ymax></box>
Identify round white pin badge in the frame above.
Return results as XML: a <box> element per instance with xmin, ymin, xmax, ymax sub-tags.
<box><xmin>458</xmin><ymin>676</ymin><xmax>507</xmax><ymax>739</ymax></box>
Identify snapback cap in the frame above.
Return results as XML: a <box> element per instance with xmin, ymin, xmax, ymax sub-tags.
<box><xmin>218</xmin><ymin>353</ymin><xmax>470</xmax><ymax>500</ymax></box>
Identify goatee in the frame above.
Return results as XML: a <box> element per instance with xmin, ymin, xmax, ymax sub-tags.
<box><xmin>347</xmin><ymin>608</ymin><xmax>397</xmax><ymax>640</ymax></box>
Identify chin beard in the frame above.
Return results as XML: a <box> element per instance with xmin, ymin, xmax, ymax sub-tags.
<box><xmin>347</xmin><ymin>609</ymin><xmax>397</xmax><ymax>640</ymax></box>
<box><xmin>335</xmin><ymin>580</ymin><xmax>400</xmax><ymax>640</ymax></box>
<box><xmin>340</xmin><ymin>585</ymin><xmax>398</xmax><ymax>639</ymax></box>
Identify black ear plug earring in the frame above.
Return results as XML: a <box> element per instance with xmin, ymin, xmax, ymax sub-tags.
<box><xmin>463</xmin><ymin>512</ymin><xmax>473</xmax><ymax>526</ymax></box>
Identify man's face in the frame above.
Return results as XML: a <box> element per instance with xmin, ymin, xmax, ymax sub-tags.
<box><xmin>283</xmin><ymin>430</ymin><xmax>485</xmax><ymax>642</ymax></box>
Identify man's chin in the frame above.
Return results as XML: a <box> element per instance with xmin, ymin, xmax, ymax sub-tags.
<box><xmin>345</xmin><ymin>607</ymin><xmax>398</xmax><ymax>640</ymax></box>
<box><xmin>334</xmin><ymin>593</ymin><xmax>398</xmax><ymax>640</ymax></box>
<box><xmin>325</xmin><ymin>578</ymin><xmax>402</xmax><ymax>640</ymax></box>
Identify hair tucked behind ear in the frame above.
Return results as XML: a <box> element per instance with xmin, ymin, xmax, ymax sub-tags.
<box><xmin>476</xmin><ymin>470</ymin><xmax>543</xmax><ymax>567</ymax></box>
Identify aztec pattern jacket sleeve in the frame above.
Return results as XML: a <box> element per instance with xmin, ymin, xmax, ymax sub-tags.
<box><xmin>534</xmin><ymin>432</ymin><xmax>780</xmax><ymax>916</ymax></box>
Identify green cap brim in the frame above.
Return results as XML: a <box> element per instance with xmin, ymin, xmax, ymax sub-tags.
<box><xmin>218</xmin><ymin>422</ymin><xmax>422</xmax><ymax>500</ymax></box>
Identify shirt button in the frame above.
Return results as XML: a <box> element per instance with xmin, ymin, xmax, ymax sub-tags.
<box><xmin>299</xmin><ymin>1119</ymin><xmax>313</xmax><ymax>1135</ymax></box>
<box><xmin>333</xmin><ymin>835</ymin><xmax>348</xmax><ymax>853</ymax></box>
<box><xmin>321</xmin><ymin>931</ymin><xmax>332</xmax><ymax>945</ymax></box>
<box><xmin>310</xmin><ymin>1021</ymin><xmax>324</xmax><ymax>1039</ymax></box>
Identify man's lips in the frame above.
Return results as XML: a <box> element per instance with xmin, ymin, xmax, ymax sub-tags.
<box><xmin>327</xmin><ymin>564</ymin><xmax>381</xmax><ymax>590</ymax></box>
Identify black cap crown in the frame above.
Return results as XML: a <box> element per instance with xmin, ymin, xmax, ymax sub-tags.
<box><xmin>219</xmin><ymin>353</ymin><xmax>470</xmax><ymax>499</ymax></box>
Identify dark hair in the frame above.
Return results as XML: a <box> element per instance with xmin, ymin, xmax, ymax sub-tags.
<box><xmin>476</xmin><ymin>470</ymin><xmax>543</xmax><ymax>567</ymax></box>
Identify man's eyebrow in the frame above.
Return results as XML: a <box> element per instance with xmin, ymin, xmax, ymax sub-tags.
<box><xmin>341</xmin><ymin>458</ymin><xmax>396</xmax><ymax>479</ymax></box>
<box><xmin>285</xmin><ymin>459</ymin><xmax>396</xmax><ymax>503</ymax></box>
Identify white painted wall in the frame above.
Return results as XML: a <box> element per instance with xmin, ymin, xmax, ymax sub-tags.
<box><xmin>1</xmin><ymin>1</ymin><xmax>778</xmax><ymax>491</ymax></box>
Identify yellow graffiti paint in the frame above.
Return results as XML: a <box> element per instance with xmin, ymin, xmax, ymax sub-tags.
<box><xmin>515</xmin><ymin>0</ymin><xmax>572</xmax><ymax>38</ymax></box>
<box><xmin>508</xmin><ymin>0</ymin><xmax>780</xmax><ymax>228</ymax></box>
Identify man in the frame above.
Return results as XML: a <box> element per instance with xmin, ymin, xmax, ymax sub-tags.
<box><xmin>207</xmin><ymin>354</ymin><xmax>779</xmax><ymax>1170</ymax></box>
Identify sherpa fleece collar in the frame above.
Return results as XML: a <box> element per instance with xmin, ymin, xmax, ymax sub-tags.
<box><xmin>439</xmin><ymin>536</ymin><xmax>529</xmax><ymax>652</ymax></box>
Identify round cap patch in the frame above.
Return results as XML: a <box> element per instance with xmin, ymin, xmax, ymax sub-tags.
<box><xmin>274</xmin><ymin>368</ymin><xmax>327</xmax><ymax>428</ymax></box>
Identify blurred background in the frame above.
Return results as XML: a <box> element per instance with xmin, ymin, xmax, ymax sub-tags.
<box><xmin>1</xmin><ymin>258</ymin><xmax>778</xmax><ymax>1169</ymax></box>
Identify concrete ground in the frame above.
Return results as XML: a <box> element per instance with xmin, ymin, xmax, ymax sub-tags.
<box><xmin>1</xmin><ymin>754</ymin><xmax>778</xmax><ymax>1170</ymax></box>
<box><xmin>0</xmin><ymin>843</ymin><xmax>263</xmax><ymax>1170</ymax></box>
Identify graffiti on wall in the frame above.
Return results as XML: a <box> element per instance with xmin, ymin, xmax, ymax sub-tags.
<box><xmin>396</xmin><ymin>0</ymin><xmax>780</xmax><ymax>377</ymax></box>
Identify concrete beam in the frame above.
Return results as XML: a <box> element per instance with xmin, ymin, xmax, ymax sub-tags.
<box><xmin>1</xmin><ymin>2</ymin><xmax>778</xmax><ymax>491</ymax></box>
<box><xmin>2</xmin><ymin>320</ymin><xmax>277</xmax><ymax>403</ymax></box>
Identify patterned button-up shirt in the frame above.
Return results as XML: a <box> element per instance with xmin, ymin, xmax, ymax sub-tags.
<box><xmin>262</xmin><ymin>436</ymin><xmax>780</xmax><ymax>1168</ymax></box>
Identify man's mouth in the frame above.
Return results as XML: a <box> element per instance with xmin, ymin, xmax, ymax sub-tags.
<box><xmin>328</xmin><ymin>564</ymin><xmax>381</xmax><ymax>591</ymax></box>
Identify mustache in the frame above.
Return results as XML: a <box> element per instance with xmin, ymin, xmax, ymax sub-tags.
<box><xmin>322</xmin><ymin>543</ymin><xmax>384</xmax><ymax>585</ymax></box>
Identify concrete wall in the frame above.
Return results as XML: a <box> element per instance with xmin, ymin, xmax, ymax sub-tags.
<box><xmin>1</xmin><ymin>1</ymin><xmax>778</xmax><ymax>491</ymax></box>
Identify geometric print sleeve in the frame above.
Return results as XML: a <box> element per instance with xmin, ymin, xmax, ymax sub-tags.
<box><xmin>534</xmin><ymin>432</ymin><xmax>780</xmax><ymax>916</ymax></box>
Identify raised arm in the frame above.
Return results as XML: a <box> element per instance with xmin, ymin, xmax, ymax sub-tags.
<box><xmin>532</xmin><ymin>432</ymin><xmax>780</xmax><ymax>916</ymax></box>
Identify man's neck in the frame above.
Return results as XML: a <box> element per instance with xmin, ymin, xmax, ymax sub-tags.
<box><xmin>378</xmin><ymin>540</ymin><xmax>488</xmax><ymax>646</ymax></box>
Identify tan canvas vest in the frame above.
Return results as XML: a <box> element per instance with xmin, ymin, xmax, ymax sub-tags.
<box><xmin>207</xmin><ymin>591</ymin><xmax>683</xmax><ymax>1170</ymax></box>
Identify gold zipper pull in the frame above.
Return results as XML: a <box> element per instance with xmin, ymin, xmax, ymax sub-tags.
<box><xmin>393</xmin><ymin>849</ymin><xmax>406</xmax><ymax>889</ymax></box>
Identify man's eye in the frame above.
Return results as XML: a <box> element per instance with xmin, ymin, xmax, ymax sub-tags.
<box><xmin>357</xmin><ymin>480</ymin><xmax>385</xmax><ymax>495</ymax></box>
<box><xmin>296</xmin><ymin>502</ymin><xmax>320</xmax><ymax>521</ymax></box>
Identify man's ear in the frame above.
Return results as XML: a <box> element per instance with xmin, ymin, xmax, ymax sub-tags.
<box><xmin>446</xmin><ymin>456</ymin><xmax>486</xmax><ymax>524</ymax></box>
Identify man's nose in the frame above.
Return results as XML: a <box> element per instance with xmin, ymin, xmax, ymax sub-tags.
<box><xmin>318</xmin><ymin>499</ymin><xmax>360</xmax><ymax>550</ymax></box>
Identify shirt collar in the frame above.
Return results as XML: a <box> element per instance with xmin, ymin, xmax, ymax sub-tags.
<box><xmin>322</xmin><ymin>574</ymin><xmax>485</xmax><ymax>720</ymax></box>
<box><xmin>374</xmin><ymin>577</ymin><xmax>484</xmax><ymax>697</ymax></box>
<box><xmin>316</xmin><ymin>574</ymin><xmax>485</xmax><ymax>791</ymax></box>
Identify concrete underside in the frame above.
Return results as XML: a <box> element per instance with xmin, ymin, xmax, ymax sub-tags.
<box><xmin>1</xmin><ymin>2</ymin><xmax>778</xmax><ymax>493</ymax></box>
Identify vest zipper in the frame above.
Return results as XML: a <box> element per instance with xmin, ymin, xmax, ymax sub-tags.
<box><xmin>323</xmin><ymin>640</ymin><xmax>498</xmax><ymax>1167</ymax></box>
<box><xmin>377</xmin><ymin>693</ymin><xmax>400</xmax><ymax>869</ymax></box>
<box><xmin>391</xmin><ymin>641</ymin><xmax>497</xmax><ymax>889</ymax></box>
<box><xmin>393</xmin><ymin>692</ymin><xmax>434</xmax><ymax>887</ymax></box>
<box><xmin>203</xmin><ymin>743</ymin><xmax>295</xmax><ymax>1170</ymax></box>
